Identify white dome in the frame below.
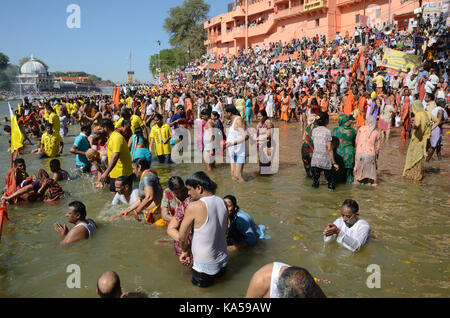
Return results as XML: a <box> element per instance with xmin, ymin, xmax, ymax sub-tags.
<box><xmin>21</xmin><ymin>57</ymin><xmax>47</xmax><ymax>74</ymax></box>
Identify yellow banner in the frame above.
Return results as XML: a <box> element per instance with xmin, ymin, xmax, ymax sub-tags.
<box><xmin>304</xmin><ymin>0</ymin><xmax>322</xmax><ymax>11</ymax></box>
<box><xmin>381</xmin><ymin>48</ymin><xmax>422</xmax><ymax>73</ymax></box>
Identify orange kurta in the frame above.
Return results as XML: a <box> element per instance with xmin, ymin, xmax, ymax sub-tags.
<box><xmin>343</xmin><ymin>91</ymin><xmax>355</xmax><ymax>116</ymax></box>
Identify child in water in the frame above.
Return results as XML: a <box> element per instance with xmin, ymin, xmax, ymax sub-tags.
<box><xmin>86</xmin><ymin>148</ymin><xmax>107</xmax><ymax>189</ymax></box>
<box><xmin>49</xmin><ymin>159</ymin><xmax>70</xmax><ymax>182</ymax></box>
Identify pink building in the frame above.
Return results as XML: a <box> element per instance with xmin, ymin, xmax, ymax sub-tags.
<box><xmin>204</xmin><ymin>0</ymin><xmax>427</xmax><ymax>57</ymax></box>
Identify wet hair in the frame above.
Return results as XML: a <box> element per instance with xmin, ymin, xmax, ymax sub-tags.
<box><xmin>225</xmin><ymin>105</ymin><xmax>241</xmax><ymax>116</ymax></box>
<box><xmin>132</xmin><ymin>157</ymin><xmax>150</xmax><ymax>171</ymax></box>
<box><xmin>133</xmin><ymin>127</ymin><xmax>148</xmax><ymax>147</ymax></box>
<box><xmin>342</xmin><ymin>199</ymin><xmax>359</xmax><ymax>214</ymax></box>
<box><xmin>14</xmin><ymin>158</ymin><xmax>25</xmax><ymax>166</ymax></box>
<box><xmin>185</xmin><ymin>171</ymin><xmax>217</xmax><ymax>194</ymax></box>
<box><xmin>259</xmin><ymin>109</ymin><xmax>268</xmax><ymax>118</ymax></box>
<box><xmin>100</xmin><ymin>119</ymin><xmax>115</xmax><ymax>131</ymax></box>
<box><xmin>277</xmin><ymin>266</ymin><xmax>319</xmax><ymax>298</ymax></box>
<box><xmin>81</xmin><ymin>124</ymin><xmax>91</xmax><ymax>133</ymax></box>
<box><xmin>3</xmin><ymin>125</ymin><xmax>11</xmax><ymax>133</ymax></box>
<box><xmin>68</xmin><ymin>201</ymin><xmax>87</xmax><ymax>219</ymax></box>
<box><xmin>120</xmin><ymin>108</ymin><xmax>131</xmax><ymax>118</ymax></box>
<box><xmin>168</xmin><ymin>176</ymin><xmax>185</xmax><ymax>191</ymax></box>
<box><xmin>115</xmin><ymin>176</ymin><xmax>131</xmax><ymax>188</ymax></box>
<box><xmin>223</xmin><ymin>195</ymin><xmax>240</xmax><ymax>212</ymax></box>
<box><xmin>49</xmin><ymin>158</ymin><xmax>61</xmax><ymax>168</ymax></box>
<box><xmin>426</xmin><ymin>93</ymin><xmax>435</xmax><ymax>100</ymax></box>
<box><xmin>316</xmin><ymin>112</ymin><xmax>329</xmax><ymax>126</ymax></box>
<box><xmin>154</xmin><ymin>113</ymin><xmax>163</xmax><ymax>121</ymax></box>
<box><xmin>97</xmin><ymin>272</ymin><xmax>121</xmax><ymax>298</ymax></box>
<box><xmin>44</xmin><ymin>122</ymin><xmax>53</xmax><ymax>130</ymax></box>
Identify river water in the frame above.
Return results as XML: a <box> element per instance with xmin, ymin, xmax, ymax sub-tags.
<box><xmin>0</xmin><ymin>100</ymin><xmax>448</xmax><ymax>298</ymax></box>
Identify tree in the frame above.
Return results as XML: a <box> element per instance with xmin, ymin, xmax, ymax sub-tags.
<box><xmin>19</xmin><ymin>56</ymin><xmax>49</xmax><ymax>71</ymax></box>
<box><xmin>149</xmin><ymin>48</ymin><xmax>186</xmax><ymax>76</ymax></box>
<box><xmin>0</xmin><ymin>53</ymin><xmax>9</xmax><ymax>71</ymax></box>
<box><xmin>162</xmin><ymin>0</ymin><xmax>209</xmax><ymax>59</ymax></box>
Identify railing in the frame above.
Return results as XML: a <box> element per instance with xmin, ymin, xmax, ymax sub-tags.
<box><xmin>336</xmin><ymin>0</ymin><xmax>361</xmax><ymax>7</ymax></box>
<box><xmin>247</xmin><ymin>15</ymin><xmax>275</xmax><ymax>37</ymax></box>
<box><xmin>232</xmin><ymin>27</ymin><xmax>246</xmax><ymax>38</ymax></box>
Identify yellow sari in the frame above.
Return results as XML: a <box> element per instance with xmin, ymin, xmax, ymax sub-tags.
<box><xmin>403</xmin><ymin>101</ymin><xmax>431</xmax><ymax>180</ymax></box>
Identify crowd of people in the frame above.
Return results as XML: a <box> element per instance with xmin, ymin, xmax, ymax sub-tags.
<box><xmin>1</xmin><ymin>13</ymin><xmax>448</xmax><ymax>297</ymax></box>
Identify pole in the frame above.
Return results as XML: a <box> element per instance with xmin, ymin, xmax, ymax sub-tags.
<box><xmin>388</xmin><ymin>0</ymin><xmax>391</xmax><ymax>25</ymax></box>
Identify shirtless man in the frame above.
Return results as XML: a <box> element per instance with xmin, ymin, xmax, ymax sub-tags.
<box><xmin>54</xmin><ymin>201</ymin><xmax>97</xmax><ymax>245</ymax></box>
<box><xmin>246</xmin><ymin>262</ymin><xmax>326</xmax><ymax>298</ymax></box>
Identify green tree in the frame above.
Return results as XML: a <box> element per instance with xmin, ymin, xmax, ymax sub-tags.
<box><xmin>0</xmin><ymin>52</ymin><xmax>9</xmax><ymax>71</ymax></box>
<box><xmin>149</xmin><ymin>48</ymin><xmax>189</xmax><ymax>76</ymax></box>
<box><xmin>19</xmin><ymin>56</ymin><xmax>49</xmax><ymax>71</ymax></box>
<box><xmin>150</xmin><ymin>0</ymin><xmax>209</xmax><ymax>77</ymax></box>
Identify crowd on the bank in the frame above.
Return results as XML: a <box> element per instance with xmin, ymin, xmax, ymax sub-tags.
<box><xmin>1</xmin><ymin>14</ymin><xmax>448</xmax><ymax>297</ymax></box>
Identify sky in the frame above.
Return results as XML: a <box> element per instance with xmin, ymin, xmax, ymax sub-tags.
<box><xmin>0</xmin><ymin>0</ymin><xmax>228</xmax><ymax>83</ymax></box>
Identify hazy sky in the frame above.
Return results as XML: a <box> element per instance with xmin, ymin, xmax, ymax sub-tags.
<box><xmin>0</xmin><ymin>0</ymin><xmax>227</xmax><ymax>83</ymax></box>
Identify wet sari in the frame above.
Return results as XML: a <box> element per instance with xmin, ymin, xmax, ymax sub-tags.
<box><xmin>301</xmin><ymin>122</ymin><xmax>318</xmax><ymax>178</ymax></box>
<box><xmin>332</xmin><ymin>114</ymin><xmax>357</xmax><ymax>183</ymax></box>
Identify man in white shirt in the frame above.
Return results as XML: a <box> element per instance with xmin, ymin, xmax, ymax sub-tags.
<box><xmin>111</xmin><ymin>176</ymin><xmax>139</xmax><ymax>206</ymax></box>
<box><xmin>323</xmin><ymin>199</ymin><xmax>370</xmax><ymax>252</ymax></box>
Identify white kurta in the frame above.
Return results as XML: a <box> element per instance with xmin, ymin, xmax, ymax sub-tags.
<box><xmin>324</xmin><ymin>217</ymin><xmax>371</xmax><ymax>252</ymax></box>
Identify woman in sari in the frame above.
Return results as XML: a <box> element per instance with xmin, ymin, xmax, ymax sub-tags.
<box><xmin>400</xmin><ymin>96</ymin><xmax>411</xmax><ymax>142</ymax></box>
<box><xmin>332</xmin><ymin>114</ymin><xmax>357</xmax><ymax>184</ymax></box>
<box><xmin>403</xmin><ymin>101</ymin><xmax>431</xmax><ymax>181</ymax></box>
<box><xmin>280</xmin><ymin>91</ymin><xmax>290</xmax><ymax>122</ymax></box>
<box><xmin>256</xmin><ymin>110</ymin><xmax>274</xmax><ymax>174</ymax></box>
<box><xmin>354</xmin><ymin>116</ymin><xmax>381</xmax><ymax>186</ymax></box>
<box><xmin>301</xmin><ymin>107</ymin><xmax>320</xmax><ymax>178</ymax></box>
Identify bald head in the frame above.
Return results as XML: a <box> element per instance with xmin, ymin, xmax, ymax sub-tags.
<box><xmin>277</xmin><ymin>266</ymin><xmax>326</xmax><ymax>298</ymax></box>
<box><xmin>97</xmin><ymin>271</ymin><xmax>122</xmax><ymax>298</ymax></box>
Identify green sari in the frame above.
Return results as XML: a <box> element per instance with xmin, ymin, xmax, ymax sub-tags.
<box><xmin>332</xmin><ymin>114</ymin><xmax>357</xmax><ymax>183</ymax></box>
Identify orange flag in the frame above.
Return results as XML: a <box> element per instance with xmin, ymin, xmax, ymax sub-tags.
<box><xmin>113</xmin><ymin>86</ymin><xmax>120</xmax><ymax>108</ymax></box>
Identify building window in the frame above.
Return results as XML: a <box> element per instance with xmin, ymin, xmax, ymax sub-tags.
<box><xmin>355</xmin><ymin>14</ymin><xmax>360</xmax><ymax>23</ymax></box>
<box><xmin>315</xmin><ymin>18</ymin><xmax>319</xmax><ymax>27</ymax></box>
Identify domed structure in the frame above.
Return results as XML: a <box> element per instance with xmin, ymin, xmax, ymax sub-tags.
<box><xmin>20</xmin><ymin>56</ymin><xmax>47</xmax><ymax>75</ymax></box>
<box><xmin>17</xmin><ymin>55</ymin><xmax>54</xmax><ymax>92</ymax></box>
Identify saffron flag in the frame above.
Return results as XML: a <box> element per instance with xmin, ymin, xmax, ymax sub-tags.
<box><xmin>113</xmin><ymin>85</ymin><xmax>120</xmax><ymax>108</ymax></box>
<box><xmin>8</xmin><ymin>102</ymin><xmax>24</xmax><ymax>154</ymax></box>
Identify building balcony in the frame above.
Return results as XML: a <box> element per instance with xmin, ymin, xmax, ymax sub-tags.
<box><xmin>232</xmin><ymin>27</ymin><xmax>246</xmax><ymax>38</ymax></box>
<box><xmin>247</xmin><ymin>0</ymin><xmax>275</xmax><ymax>16</ymax></box>
<box><xmin>247</xmin><ymin>15</ymin><xmax>276</xmax><ymax>37</ymax></box>
<box><xmin>275</xmin><ymin>1</ymin><xmax>328</xmax><ymax>20</ymax></box>
<box><xmin>336</xmin><ymin>0</ymin><xmax>362</xmax><ymax>7</ymax></box>
<box><xmin>233</xmin><ymin>5</ymin><xmax>246</xmax><ymax>18</ymax></box>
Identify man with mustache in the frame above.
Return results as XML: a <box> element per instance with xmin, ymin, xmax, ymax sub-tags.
<box><xmin>323</xmin><ymin>199</ymin><xmax>370</xmax><ymax>252</ymax></box>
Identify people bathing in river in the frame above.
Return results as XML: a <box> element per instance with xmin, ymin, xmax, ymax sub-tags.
<box><xmin>354</xmin><ymin>115</ymin><xmax>381</xmax><ymax>186</ymax></box>
<box><xmin>37</xmin><ymin>123</ymin><xmax>64</xmax><ymax>159</ymax></box>
<box><xmin>245</xmin><ymin>262</ymin><xmax>326</xmax><ymax>298</ymax></box>
<box><xmin>111</xmin><ymin>176</ymin><xmax>139</xmax><ymax>207</ymax></box>
<box><xmin>54</xmin><ymin>201</ymin><xmax>97</xmax><ymax>245</ymax></box>
<box><xmin>166</xmin><ymin>176</ymin><xmax>193</xmax><ymax>264</ymax></box>
<box><xmin>323</xmin><ymin>199</ymin><xmax>370</xmax><ymax>252</ymax></box>
<box><xmin>223</xmin><ymin>195</ymin><xmax>266</xmax><ymax>251</ymax></box>
<box><xmin>177</xmin><ymin>171</ymin><xmax>228</xmax><ymax>288</ymax></box>
<box><xmin>311</xmin><ymin>112</ymin><xmax>339</xmax><ymax>190</ymax></box>
<box><xmin>109</xmin><ymin>158</ymin><xmax>164</xmax><ymax>226</ymax></box>
<box><xmin>70</xmin><ymin>124</ymin><xmax>92</xmax><ymax>174</ymax></box>
<box><xmin>2</xmin><ymin>165</ymin><xmax>64</xmax><ymax>203</ymax></box>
